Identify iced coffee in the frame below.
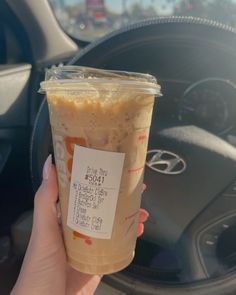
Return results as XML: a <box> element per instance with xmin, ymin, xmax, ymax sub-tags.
<box><xmin>40</xmin><ymin>66</ymin><xmax>161</xmax><ymax>274</ymax></box>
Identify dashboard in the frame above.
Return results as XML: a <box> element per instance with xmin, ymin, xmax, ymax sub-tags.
<box><xmin>153</xmin><ymin>77</ymin><xmax>236</xmax><ymax>146</ymax></box>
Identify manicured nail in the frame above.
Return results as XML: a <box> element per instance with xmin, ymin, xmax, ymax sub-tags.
<box><xmin>137</xmin><ymin>223</ymin><xmax>144</xmax><ymax>237</ymax></box>
<box><xmin>141</xmin><ymin>183</ymin><xmax>147</xmax><ymax>193</ymax></box>
<box><xmin>138</xmin><ymin>208</ymin><xmax>149</xmax><ymax>222</ymax></box>
<box><xmin>56</xmin><ymin>202</ymin><xmax>62</xmax><ymax>225</ymax></box>
<box><xmin>43</xmin><ymin>155</ymin><xmax>52</xmax><ymax>180</ymax></box>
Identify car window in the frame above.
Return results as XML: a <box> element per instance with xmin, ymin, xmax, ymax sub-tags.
<box><xmin>48</xmin><ymin>0</ymin><xmax>236</xmax><ymax>42</ymax></box>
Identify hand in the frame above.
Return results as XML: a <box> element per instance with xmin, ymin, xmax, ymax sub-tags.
<box><xmin>11</xmin><ymin>155</ymin><xmax>149</xmax><ymax>295</ymax></box>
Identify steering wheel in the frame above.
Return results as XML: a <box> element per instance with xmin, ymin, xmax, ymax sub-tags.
<box><xmin>31</xmin><ymin>17</ymin><xmax>236</xmax><ymax>294</ymax></box>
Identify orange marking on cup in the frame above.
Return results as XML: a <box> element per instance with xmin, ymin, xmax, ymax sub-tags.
<box><xmin>73</xmin><ymin>231</ymin><xmax>90</xmax><ymax>240</ymax></box>
<box><xmin>138</xmin><ymin>134</ymin><xmax>147</xmax><ymax>141</ymax></box>
<box><xmin>128</xmin><ymin>165</ymin><xmax>144</xmax><ymax>173</ymax></box>
<box><xmin>65</xmin><ymin>137</ymin><xmax>87</xmax><ymax>155</ymax></box>
<box><xmin>67</xmin><ymin>158</ymin><xmax>73</xmax><ymax>174</ymax></box>
<box><xmin>64</xmin><ymin>137</ymin><xmax>87</xmax><ymax>177</ymax></box>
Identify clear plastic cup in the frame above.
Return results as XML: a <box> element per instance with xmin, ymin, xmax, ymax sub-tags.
<box><xmin>40</xmin><ymin>66</ymin><xmax>161</xmax><ymax>274</ymax></box>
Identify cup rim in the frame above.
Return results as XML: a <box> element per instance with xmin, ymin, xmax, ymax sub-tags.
<box><xmin>39</xmin><ymin>66</ymin><xmax>162</xmax><ymax>96</ymax></box>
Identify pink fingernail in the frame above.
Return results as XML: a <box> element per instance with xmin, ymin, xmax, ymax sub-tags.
<box><xmin>141</xmin><ymin>183</ymin><xmax>147</xmax><ymax>193</ymax></box>
<box><xmin>43</xmin><ymin>155</ymin><xmax>52</xmax><ymax>180</ymax></box>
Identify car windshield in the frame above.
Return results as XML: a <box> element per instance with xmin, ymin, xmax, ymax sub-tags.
<box><xmin>48</xmin><ymin>0</ymin><xmax>236</xmax><ymax>41</ymax></box>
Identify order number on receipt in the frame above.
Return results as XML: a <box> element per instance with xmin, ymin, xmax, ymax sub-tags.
<box><xmin>67</xmin><ymin>145</ymin><xmax>125</xmax><ymax>239</ymax></box>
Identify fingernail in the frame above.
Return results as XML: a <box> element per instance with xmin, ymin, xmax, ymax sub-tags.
<box><xmin>137</xmin><ymin>223</ymin><xmax>144</xmax><ymax>237</ymax></box>
<box><xmin>56</xmin><ymin>202</ymin><xmax>62</xmax><ymax>224</ymax></box>
<box><xmin>43</xmin><ymin>155</ymin><xmax>52</xmax><ymax>180</ymax></box>
<box><xmin>141</xmin><ymin>183</ymin><xmax>147</xmax><ymax>193</ymax></box>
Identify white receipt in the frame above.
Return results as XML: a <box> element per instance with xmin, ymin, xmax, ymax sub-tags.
<box><xmin>67</xmin><ymin>145</ymin><xmax>125</xmax><ymax>239</ymax></box>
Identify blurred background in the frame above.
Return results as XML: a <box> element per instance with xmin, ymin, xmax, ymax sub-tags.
<box><xmin>48</xmin><ymin>0</ymin><xmax>236</xmax><ymax>41</ymax></box>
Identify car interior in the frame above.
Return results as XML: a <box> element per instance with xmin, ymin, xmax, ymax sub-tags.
<box><xmin>1</xmin><ymin>0</ymin><xmax>236</xmax><ymax>294</ymax></box>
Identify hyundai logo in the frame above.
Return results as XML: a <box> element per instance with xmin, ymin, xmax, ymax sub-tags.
<box><xmin>146</xmin><ymin>150</ymin><xmax>186</xmax><ymax>175</ymax></box>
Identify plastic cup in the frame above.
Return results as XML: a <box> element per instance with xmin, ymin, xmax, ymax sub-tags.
<box><xmin>40</xmin><ymin>66</ymin><xmax>161</xmax><ymax>275</ymax></box>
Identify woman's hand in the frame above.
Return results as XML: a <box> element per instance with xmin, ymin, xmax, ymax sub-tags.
<box><xmin>11</xmin><ymin>155</ymin><xmax>149</xmax><ymax>295</ymax></box>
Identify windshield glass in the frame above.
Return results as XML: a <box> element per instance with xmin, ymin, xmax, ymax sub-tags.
<box><xmin>49</xmin><ymin>0</ymin><xmax>236</xmax><ymax>41</ymax></box>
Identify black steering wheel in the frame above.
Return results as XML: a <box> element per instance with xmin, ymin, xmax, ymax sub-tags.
<box><xmin>31</xmin><ymin>17</ymin><xmax>236</xmax><ymax>294</ymax></box>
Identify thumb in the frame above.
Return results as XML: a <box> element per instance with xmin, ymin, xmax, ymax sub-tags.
<box><xmin>33</xmin><ymin>155</ymin><xmax>59</xmax><ymax>232</ymax></box>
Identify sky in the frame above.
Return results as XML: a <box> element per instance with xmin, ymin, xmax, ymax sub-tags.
<box><xmin>63</xmin><ymin>0</ymin><xmax>175</xmax><ymax>14</ymax></box>
<box><xmin>105</xmin><ymin>0</ymin><xmax>175</xmax><ymax>14</ymax></box>
<box><xmin>60</xmin><ymin>0</ymin><xmax>236</xmax><ymax>15</ymax></box>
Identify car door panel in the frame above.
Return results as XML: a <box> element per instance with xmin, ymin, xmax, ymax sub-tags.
<box><xmin>0</xmin><ymin>64</ymin><xmax>31</xmax><ymax>127</ymax></box>
<box><xmin>0</xmin><ymin>64</ymin><xmax>32</xmax><ymax>235</ymax></box>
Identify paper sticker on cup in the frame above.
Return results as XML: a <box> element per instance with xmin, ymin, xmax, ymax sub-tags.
<box><xmin>67</xmin><ymin>145</ymin><xmax>125</xmax><ymax>239</ymax></box>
